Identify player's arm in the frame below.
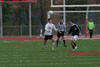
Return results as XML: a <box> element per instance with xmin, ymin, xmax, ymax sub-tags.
<box><xmin>45</xmin><ymin>24</ymin><xmax>50</xmax><ymax>32</ymax></box>
<box><xmin>68</xmin><ymin>26</ymin><xmax>72</xmax><ymax>35</ymax></box>
<box><xmin>76</xmin><ymin>25</ymin><xmax>82</xmax><ymax>35</ymax></box>
<box><xmin>64</xmin><ymin>24</ymin><xmax>66</xmax><ymax>33</ymax></box>
<box><xmin>53</xmin><ymin>24</ymin><xmax>58</xmax><ymax>31</ymax></box>
<box><xmin>87</xmin><ymin>23</ymin><xmax>89</xmax><ymax>30</ymax></box>
<box><xmin>79</xmin><ymin>26</ymin><xmax>82</xmax><ymax>35</ymax></box>
<box><xmin>57</xmin><ymin>23</ymin><xmax>59</xmax><ymax>32</ymax></box>
<box><xmin>57</xmin><ymin>23</ymin><xmax>62</xmax><ymax>33</ymax></box>
<box><xmin>93</xmin><ymin>22</ymin><xmax>95</xmax><ymax>29</ymax></box>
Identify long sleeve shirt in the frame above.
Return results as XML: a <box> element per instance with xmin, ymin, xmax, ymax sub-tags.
<box><xmin>57</xmin><ymin>23</ymin><xmax>66</xmax><ymax>32</ymax></box>
<box><xmin>44</xmin><ymin>23</ymin><xmax>57</xmax><ymax>35</ymax></box>
<box><xmin>68</xmin><ymin>24</ymin><xmax>81</xmax><ymax>36</ymax></box>
<box><xmin>87</xmin><ymin>21</ymin><xmax>95</xmax><ymax>30</ymax></box>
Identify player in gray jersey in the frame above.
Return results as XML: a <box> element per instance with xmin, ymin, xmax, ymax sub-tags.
<box><xmin>56</xmin><ymin>19</ymin><xmax>66</xmax><ymax>47</ymax></box>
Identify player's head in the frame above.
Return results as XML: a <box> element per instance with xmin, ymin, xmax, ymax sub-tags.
<box><xmin>89</xmin><ymin>18</ymin><xmax>93</xmax><ymax>22</ymax></box>
<box><xmin>60</xmin><ymin>19</ymin><xmax>64</xmax><ymax>23</ymax></box>
<box><xmin>48</xmin><ymin>19</ymin><xmax>52</xmax><ymax>23</ymax></box>
<box><xmin>69</xmin><ymin>20</ymin><xmax>74</xmax><ymax>25</ymax></box>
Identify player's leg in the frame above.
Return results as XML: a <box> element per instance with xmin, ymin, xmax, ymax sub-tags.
<box><xmin>90</xmin><ymin>30</ymin><xmax>93</xmax><ymax>39</ymax></box>
<box><xmin>62</xmin><ymin>36</ymin><xmax>66</xmax><ymax>47</ymax></box>
<box><xmin>42</xmin><ymin>40</ymin><xmax>47</xmax><ymax>50</ymax></box>
<box><xmin>56</xmin><ymin>37</ymin><xmax>60</xmax><ymax>47</ymax></box>
<box><xmin>71</xmin><ymin>36</ymin><xmax>78</xmax><ymax>51</ymax></box>
<box><xmin>43</xmin><ymin>40</ymin><xmax>47</xmax><ymax>46</ymax></box>
<box><xmin>73</xmin><ymin>36</ymin><xmax>78</xmax><ymax>50</ymax></box>
<box><xmin>51</xmin><ymin>37</ymin><xmax>56</xmax><ymax>51</ymax></box>
<box><xmin>71</xmin><ymin>38</ymin><xmax>75</xmax><ymax>49</ymax></box>
<box><xmin>42</xmin><ymin>35</ymin><xmax>48</xmax><ymax>49</ymax></box>
<box><xmin>71</xmin><ymin>39</ymin><xmax>77</xmax><ymax>51</ymax></box>
<box><xmin>56</xmin><ymin>32</ymin><xmax>60</xmax><ymax>47</ymax></box>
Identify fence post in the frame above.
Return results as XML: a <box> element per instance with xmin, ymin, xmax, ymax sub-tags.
<box><xmin>63</xmin><ymin>0</ymin><xmax>66</xmax><ymax>25</ymax></box>
<box><xmin>85</xmin><ymin>7</ymin><xmax>89</xmax><ymax>38</ymax></box>
<box><xmin>0</xmin><ymin>3</ymin><xmax>3</xmax><ymax>37</ymax></box>
<box><xmin>29</xmin><ymin>2</ymin><xmax>32</xmax><ymax>37</ymax></box>
<box><xmin>21</xmin><ymin>26</ymin><xmax>22</xmax><ymax>37</ymax></box>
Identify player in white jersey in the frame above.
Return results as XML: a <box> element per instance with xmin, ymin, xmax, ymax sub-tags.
<box><xmin>43</xmin><ymin>19</ymin><xmax>57</xmax><ymax>51</ymax></box>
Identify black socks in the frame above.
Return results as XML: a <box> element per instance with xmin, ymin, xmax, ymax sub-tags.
<box><xmin>71</xmin><ymin>42</ymin><xmax>77</xmax><ymax>49</ymax></box>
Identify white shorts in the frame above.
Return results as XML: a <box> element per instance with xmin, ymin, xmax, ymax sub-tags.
<box><xmin>70</xmin><ymin>35</ymin><xmax>78</xmax><ymax>42</ymax></box>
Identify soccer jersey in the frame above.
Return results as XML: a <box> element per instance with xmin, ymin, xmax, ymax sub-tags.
<box><xmin>44</xmin><ymin>22</ymin><xmax>57</xmax><ymax>35</ymax></box>
<box><xmin>87</xmin><ymin>21</ymin><xmax>95</xmax><ymax>30</ymax></box>
<box><xmin>57</xmin><ymin>23</ymin><xmax>66</xmax><ymax>32</ymax></box>
<box><xmin>68</xmin><ymin>24</ymin><xmax>81</xmax><ymax>36</ymax></box>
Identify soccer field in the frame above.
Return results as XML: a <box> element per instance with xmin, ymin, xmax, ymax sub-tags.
<box><xmin>0</xmin><ymin>39</ymin><xmax>100</xmax><ymax>67</ymax></box>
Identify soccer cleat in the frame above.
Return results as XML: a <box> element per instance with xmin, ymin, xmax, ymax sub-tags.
<box><xmin>41</xmin><ymin>48</ymin><xmax>44</xmax><ymax>51</ymax></box>
<box><xmin>40</xmin><ymin>47</ymin><xmax>45</xmax><ymax>52</ymax></box>
<box><xmin>72</xmin><ymin>49</ymin><xmax>75</xmax><ymax>52</ymax></box>
<box><xmin>51</xmin><ymin>48</ymin><xmax>55</xmax><ymax>51</ymax></box>
<box><xmin>56</xmin><ymin>44</ymin><xmax>58</xmax><ymax>47</ymax></box>
<box><xmin>72</xmin><ymin>46</ymin><xmax>77</xmax><ymax>51</ymax></box>
<box><xmin>41</xmin><ymin>47</ymin><xmax>45</xmax><ymax>50</ymax></box>
<box><xmin>90</xmin><ymin>38</ymin><xmax>92</xmax><ymax>40</ymax></box>
<box><xmin>75</xmin><ymin>46</ymin><xmax>77</xmax><ymax>50</ymax></box>
<box><xmin>64</xmin><ymin>45</ymin><xmax>67</xmax><ymax>47</ymax></box>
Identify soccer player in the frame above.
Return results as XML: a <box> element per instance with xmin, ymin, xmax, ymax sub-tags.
<box><xmin>43</xmin><ymin>19</ymin><xmax>57</xmax><ymax>51</ymax></box>
<box><xmin>68</xmin><ymin>20</ymin><xmax>81</xmax><ymax>51</ymax></box>
<box><xmin>56</xmin><ymin>19</ymin><xmax>66</xmax><ymax>47</ymax></box>
<box><xmin>87</xmin><ymin>18</ymin><xmax>95</xmax><ymax>40</ymax></box>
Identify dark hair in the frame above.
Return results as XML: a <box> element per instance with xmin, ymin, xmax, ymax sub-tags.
<box><xmin>70</xmin><ymin>20</ymin><xmax>74</xmax><ymax>22</ymax></box>
<box><xmin>60</xmin><ymin>19</ymin><xmax>63</xmax><ymax>20</ymax></box>
<box><xmin>48</xmin><ymin>19</ymin><xmax>52</xmax><ymax>21</ymax></box>
<box><xmin>89</xmin><ymin>18</ymin><xmax>93</xmax><ymax>20</ymax></box>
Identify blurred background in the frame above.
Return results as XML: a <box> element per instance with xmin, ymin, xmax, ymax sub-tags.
<box><xmin>0</xmin><ymin>0</ymin><xmax>100</xmax><ymax>37</ymax></box>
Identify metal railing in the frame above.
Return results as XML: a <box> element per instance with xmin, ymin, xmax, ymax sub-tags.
<box><xmin>3</xmin><ymin>25</ymin><xmax>42</xmax><ymax>37</ymax></box>
<box><xmin>2</xmin><ymin>24</ymin><xmax>100</xmax><ymax>37</ymax></box>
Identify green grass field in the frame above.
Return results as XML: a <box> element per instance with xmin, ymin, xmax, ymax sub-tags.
<box><xmin>0</xmin><ymin>39</ymin><xmax>100</xmax><ymax>67</ymax></box>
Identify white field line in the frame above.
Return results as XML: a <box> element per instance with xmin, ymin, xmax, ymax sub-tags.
<box><xmin>0</xmin><ymin>55</ymin><xmax>88</xmax><ymax>57</ymax></box>
<box><xmin>0</xmin><ymin>56</ymin><xmax>96</xmax><ymax>60</ymax></box>
<box><xmin>0</xmin><ymin>54</ymin><xmax>91</xmax><ymax>57</ymax></box>
<box><xmin>0</xmin><ymin>52</ymin><xmax>99</xmax><ymax>57</ymax></box>
<box><xmin>55</xmin><ymin>37</ymin><xmax>100</xmax><ymax>40</ymax></box>
<box><xmin>0</xmin><ymin>57</ymin><xmax>97</xmax><ymax>60</ymax></box>
<box><xmin>0</xmin><ymin>62</ymin><xmax>100</xmax><ymax>66</ymax></box>
<box><xmin>0</xmin><ymin>59</ymin><xmax>99</xmax><ymax>65</ymax></box>
<box><xmin>0</xmin><ymin>58</ymin><xmax>99</xmax><ymax>61</ymax></box>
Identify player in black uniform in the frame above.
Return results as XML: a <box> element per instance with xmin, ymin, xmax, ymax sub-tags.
<box><xmin>56</xmin><ymin>19</ymin><xmax>66</xmax><ymax>47</ymax></box>
<box><xmin>68</xmin><ymin>20</ymin><xmax>81</xmax><ymax>51</ymax></box>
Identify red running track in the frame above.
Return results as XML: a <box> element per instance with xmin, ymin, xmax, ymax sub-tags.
<box><xmin>0</xmin><ymin>35</ymin><xmax>100</xmax><ymax>40</ymax></box>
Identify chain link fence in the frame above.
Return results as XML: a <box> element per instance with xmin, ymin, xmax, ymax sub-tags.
<box><xmin>0</xmin><ymin>0</ymin><xmax>100</xmax><ymax>37</ymax></box>
<box><xmin>1</xmin><ymin>2</ymin><xmax>45</xmax><ymax>37</ymax></box>
<box><xmin>2</xmin><ymin>24</ymin><xmax>100</xmax><ymax>37</ymax></box>
<box><xmin>3</xmin><ymin>26</ymin><xmax>42</xmax><ymax>36</ymax></box>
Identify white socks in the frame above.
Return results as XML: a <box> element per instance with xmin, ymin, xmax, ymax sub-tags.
<box><xmin>52</xmin><ymin>42</ymin><xmax>55</xmax><ymax>49</ymax></box>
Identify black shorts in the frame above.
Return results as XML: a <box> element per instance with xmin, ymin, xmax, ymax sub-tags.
<box><xmin>44</xmin><ymin>35</ymin><xmax>53</xmax><ymax>40</ymax></box>
<box><xmin>57</xmin><ymin>32</ymin><xmax>65</xmax><ymax>37</ymax></box>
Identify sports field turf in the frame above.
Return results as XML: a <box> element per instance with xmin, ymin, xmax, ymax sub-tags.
<box><xmin>0</xmin><ymin>39</ymin><xmax>100</xmax><ymax>67</ymax></box>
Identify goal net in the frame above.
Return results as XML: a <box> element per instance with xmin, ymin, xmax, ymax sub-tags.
<box><xmin>49</xmin><ymin>0</ymin><xmax>100</xmax><ymax>38</ymax></box>
<box><xmin>49</xmin><ymin>11</ymin><xmax>100</xmax><ymax>37</ymax></box>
